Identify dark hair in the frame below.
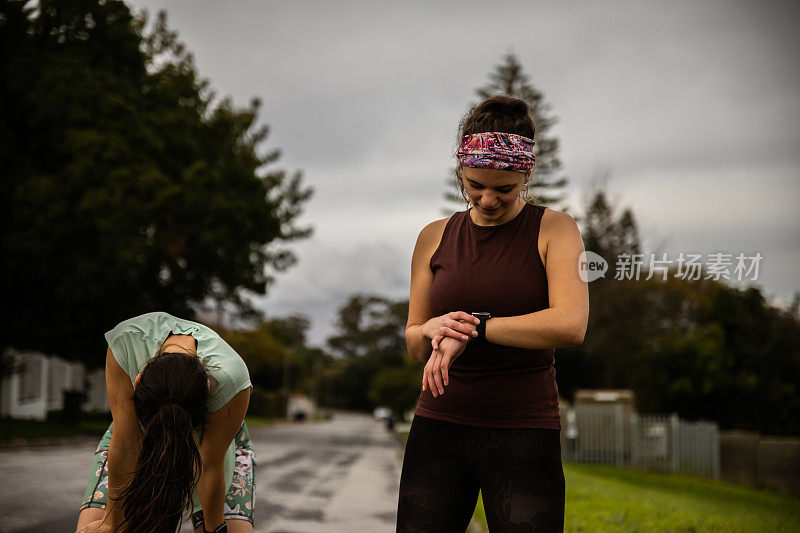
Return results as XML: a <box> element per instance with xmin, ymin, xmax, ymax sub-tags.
<box><xmin>117</xmin><ymin>353</ymin><xmax>209</xmax><ymax>533</ymax></box>
<box><xmin>454</xmin><ymin>94</ymin><xmax>537</xmax><ymax>203</ymax></box>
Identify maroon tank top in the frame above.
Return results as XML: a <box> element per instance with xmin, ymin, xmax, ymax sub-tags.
<box><xmin>414</xmin><ymin>202</ymin><xmax>561</xmax><ymax>429</ymax></box>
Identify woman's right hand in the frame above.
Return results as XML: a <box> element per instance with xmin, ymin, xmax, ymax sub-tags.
<box><xmin>423</xmin><ymin>312</ymin><xmax>480</xmax><ymax>350</ymax></box>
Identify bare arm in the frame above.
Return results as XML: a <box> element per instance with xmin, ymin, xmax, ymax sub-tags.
<box><xmin>103</xmin><ymin>347</ymin><xmax>142</xmax><ymax>529</ymax></box>
<box><xmin>485</xmin><ymin>210</ymin><xmax>589</xmax><ymax>348</ymax></box>
<box><xmin>196</xmin><ymin>387</ymin><xmax>250</xmax><ymax>531</ymax></box>
<box><xmin>405</xmin><ymin>218</ymin><xmax>478</xmax><ymax>362</ymax></box>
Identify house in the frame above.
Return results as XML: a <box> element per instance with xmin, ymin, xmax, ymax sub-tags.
<box><xmin>1</xmin><ymin>349</ymin><xmax>108</xmax><ymax>420</ymax></box>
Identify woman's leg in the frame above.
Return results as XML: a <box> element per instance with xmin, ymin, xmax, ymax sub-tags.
<box><xmin>192</xmin><ymin>421</ymin><xmax>256</xmax><ymax>533</ymax></box>
<box><xmin>397</xmin><ymin>416</ymin><xmax>480</xmax><ymax>533</ymax></box>
<box><xmin>470</xmin><ymin>427</ymin><xmax>565</xmax><ymax>532</ymax></box>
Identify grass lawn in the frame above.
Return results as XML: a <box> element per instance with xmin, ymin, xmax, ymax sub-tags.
<box><xmin>244</xmin><ymin>415</ymin><xmax>278</xmax><ymax>427</ymax></box>
<box><xmin>398</xmin><ymin>430</ymin><xmax>800</xmax><ymax>532</ymax></box>
<box><xmin>0</xmin><ymin>412</ymin><xmax>112</xmax><ymax>442</ymax></box>
<box><xmin>562</xmin><ymin>462</ymin><xmax>800</xmax><ymax>532</ymax></box>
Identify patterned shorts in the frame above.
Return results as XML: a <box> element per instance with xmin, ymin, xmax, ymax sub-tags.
<box><xmin>80</xmin><ymin>420</ymin><xmax>256</xmax><ymax>529</ymax></box>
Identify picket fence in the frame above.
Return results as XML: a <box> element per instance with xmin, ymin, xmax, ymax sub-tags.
<box><xmin>561</xmin><ymin>403</ymin><xmax>720</xmax><ymax>479</ymax></box>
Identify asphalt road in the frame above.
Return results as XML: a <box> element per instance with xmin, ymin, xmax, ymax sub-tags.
<box><xmin>0</xmin><ymin>411</ymin><xmax>403</xmax><ymax>533</ymax></box>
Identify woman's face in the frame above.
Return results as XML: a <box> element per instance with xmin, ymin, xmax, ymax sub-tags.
<box><xmin>461</xmin><ymin>166</ymin><xmax>528</xmax><ymax>224</ymax></box>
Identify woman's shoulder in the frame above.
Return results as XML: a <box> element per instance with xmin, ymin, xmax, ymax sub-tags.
<box><xmin>538</xmin><ymin>206</ymin><xmax>579</xmax><ymax>234</ymax></box>
<box><xmin>413</xmin><ymin>215</ymin><xmax>455</xmax><ymax>261</ymax></box>
<box><xmin>537</xmin><ymin>205</ymin><xmax>583</xmax><ymax>264</ymax></box>
<box><xmin>419</xmin><ymin>215</ymin><xmax>452</xmax><ymax>241</ymax></box>
<box><xmin>419</xmin><ymin>209</ymin><xmax>467</xmax><ymax>245</ymax></box>
<box><xmin>202</xmin><ymin>336</ymin><xmax>251</xmax><ymax>412</ymax></box>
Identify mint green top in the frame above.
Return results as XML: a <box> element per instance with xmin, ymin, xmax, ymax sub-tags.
<box><xmin>104</xmin><ymin>311</ymin><xmax>252</xmax><ymax>514</ymax></box>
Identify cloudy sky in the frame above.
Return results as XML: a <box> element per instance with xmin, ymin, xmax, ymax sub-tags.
<box><xmin>129</xmin><ymin>0</ymin><xmax>800</xmax><ymax>346</ymax></box>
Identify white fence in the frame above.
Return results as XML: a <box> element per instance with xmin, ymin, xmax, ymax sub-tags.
<box><xmin>562</xmin><ymin>403</ymin><xmax>720</xmax><ymax>479</ymax></box>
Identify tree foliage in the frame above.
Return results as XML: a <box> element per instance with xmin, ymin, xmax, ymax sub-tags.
<box><xmin>325</xmin><ymin>294</ymin><xmax>419</xmax><ymax>414</ymax></box>
<box><xmin>0</xmin><ymin>0</ymin><xmax>312</xmax><ymax>365</ymax></box>
<box><xmin>369</xmin><ymin>365</ymin><xmax>422</xmax><ymax>421</ymax></box>
<box><xmin>221</xmin><ymin>315</ymin><xmax>334</xmax><ymax>416</ymax></box>
<box><xmin>327</xmin><ymin>295</ymin><xmax>408</xmax><ymax>362</ymax></box>
<box><xmin>557</xmin><ymin>188</ymin><xmax>800</xmax><ymax>434</ymax></box>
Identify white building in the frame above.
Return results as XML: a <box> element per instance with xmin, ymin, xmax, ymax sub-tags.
<box><xmin>1</xmin><ymin>349</ymin><xmax>108</xmax><ymax>420</ymax></box>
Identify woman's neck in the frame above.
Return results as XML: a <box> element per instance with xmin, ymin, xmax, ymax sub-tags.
<box><xmin>160</xmin><ymin>334</ymin><xmax>197</xmax><ymax>355</ymax></box>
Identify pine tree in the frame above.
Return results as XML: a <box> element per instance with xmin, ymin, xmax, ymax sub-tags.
<box><xmin>445</xmin><ymin>53</ymin><xmax>568</xmax><ymax>210</ymax></box>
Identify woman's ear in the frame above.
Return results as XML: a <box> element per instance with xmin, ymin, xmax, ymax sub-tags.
<box><xmin>207</xmin><ymin>378</ymin><xmax>211</xmax><ymax>393</ymax></box>
<box><xmin>134</xmin><ymin>373</ymin><xmax>141</xmax><ymax>389</ymax></box>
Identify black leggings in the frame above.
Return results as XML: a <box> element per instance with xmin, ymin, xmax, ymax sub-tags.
<box><xmin>397</xmin><ymin>416</ymin><xmax>565</xmax><ymax>533</ymax></box>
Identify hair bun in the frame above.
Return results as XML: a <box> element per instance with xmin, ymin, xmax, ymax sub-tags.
<box><xmin>458</xmin><ymin>94</ymin><xmax>536</xmax><ymax>143</ymax></box>
<box><xmin>479</xmin><ymin>95</ymin><xmax>529</xmax><ymax>117</ymax></box>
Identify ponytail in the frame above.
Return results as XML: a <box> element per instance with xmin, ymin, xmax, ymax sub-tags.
<box><xmin>117</xmin><ymin>353</ymin><xmax>210</xmax><ymax>533</ymax></box>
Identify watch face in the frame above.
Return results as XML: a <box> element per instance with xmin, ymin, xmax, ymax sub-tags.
<box><xmin>472</xmin><ymin>312</ymin><xmax>491</xmax><ymax>320</ymax></box>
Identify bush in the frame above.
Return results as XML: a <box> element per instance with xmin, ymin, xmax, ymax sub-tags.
<box><xmin>248</xmin><ymin>387</ymin><xmax>284</xmax><ymax>418</ymax></box>
<box><xmin>369</xmin><ymin>366</ymin><xmax>421</xmax><ymax>420</ymax></box>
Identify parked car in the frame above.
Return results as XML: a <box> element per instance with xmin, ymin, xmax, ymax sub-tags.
<box><xmin>373</xmin><ymin>406</ymin><xmax>392</xmax><ymax>420</ymax></box>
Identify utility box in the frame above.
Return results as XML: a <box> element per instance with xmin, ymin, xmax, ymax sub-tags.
<box><xmin>571</xmin><ymin>389</ymin><xmax>636</xmax><ymax>464</ymax></box>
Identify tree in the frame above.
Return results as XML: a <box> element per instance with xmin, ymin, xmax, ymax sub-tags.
<box><xmin>445</xmin><ymin>53</ymin><xmax>568</xmax><ymax>210</ymax></box>
<box><xmin>327</xmin><ymin>295</ymin><xmax>408</xmax><ymax>363</ymax></box>
<box><xmin>221</xmin><ymin>316</ymin><xmax>335</xmax><ymax>415</ymax></box>
<box><xmin>554</xmin><ymin>187</ymin><xmax>647</xmax><ymax>396</ymax></box>
<box><xmin>582</xmin><ymin>190</ymin><xmax>642</xmax><ymax>261</ymax></box>
<box><xmin>369</xmin><ymin>365</ymin><xmax>422</xmax><ymax>421</ymax></box>
<box><xmin>325</xmin><ymin>294</ymin><xmax>415</xmax><ymax>411</ymax></box>
<box><xmin>559</xmin><ymin>187</ymin><xmax>800</xmax><ymax>434</ymax></box>
<box><xmin>0</xmin><ymin>1</ymin><xmax>312</xmax><ymax>366</ymax></box>
<box><xmin>631</xmin><ymin>284</ymin><xmax>800</xmax><ymax>435</ymax></box>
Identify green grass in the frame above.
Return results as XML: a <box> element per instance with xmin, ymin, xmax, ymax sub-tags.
<box><xmin>397</xmin><ymin>430</ymin><xmax>800</xmax><ymax>532</ymax></box>
<box><xmin>563</xmin><ymin>462</ymin><xmax>800</xmax><ymax>532</ymax></box>
<box><xmin>0</xmin><ymin>412</ymin><xmax>112</xmax><ymax>442</ymax></box>
<box><xmin>244</xmin><ymin>415</ymin><xmax>278</xmax><ymax>427</ymax></box>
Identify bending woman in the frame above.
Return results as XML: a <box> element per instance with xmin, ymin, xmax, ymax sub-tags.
<box><xmin>75</xmin><ymin>311</ymin><xmax>255</xmax><ymax>533</ymax></box>
<box><xmin>398</xmin><ymin>95</ymin><xmax>589</xmax><ymax>532</ymax></box>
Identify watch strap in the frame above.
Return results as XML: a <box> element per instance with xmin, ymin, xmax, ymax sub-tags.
<box><xmin>470</xmin><ymin>312</ymin><xmax>491</xmax><ymax>343</ymax></box>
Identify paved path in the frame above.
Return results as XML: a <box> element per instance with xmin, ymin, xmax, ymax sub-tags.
<box><xmin>0</xmin><ymin>411</ymin><xmax>403</xmax><ymax>533</ymax></box>
<box><xmin>248</xmin><ymin>411</ymin><xmax>402</xmax><ymax>533</ymax></box>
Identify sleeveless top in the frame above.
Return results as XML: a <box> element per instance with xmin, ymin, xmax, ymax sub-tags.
<box><xmin>413</xmin><ymin>202</ymin><xmax>561</xmax><ymax>429</ymax></box>
<box><xmin>104</xmin><ymin>311</ymin><xmax>252</xmax><ymax>512</ymax></box>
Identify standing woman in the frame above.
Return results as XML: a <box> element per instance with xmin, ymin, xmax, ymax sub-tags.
<box><xmin>75</xmin><ymin>312</ymin><xmax>255</xmax><ymax>533</ymax></box>
<box><xmin>398</xmin><ymin>95</ymin><xmax>589</xmax><ymax>532</ymax></box>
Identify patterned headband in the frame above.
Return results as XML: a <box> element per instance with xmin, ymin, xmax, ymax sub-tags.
<box><xmin>456</xmin><ymin>132</ymin><xmax>536</xmax><ymax>173</ymax></box>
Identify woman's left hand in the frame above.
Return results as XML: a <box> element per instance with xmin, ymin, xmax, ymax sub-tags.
<box><xmin>422</xmin><ymin>336</ymin><xmax>468</xmax><ymax>397</ymax></box>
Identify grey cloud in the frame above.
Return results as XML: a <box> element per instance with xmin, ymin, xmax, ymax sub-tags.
<box><xmin>125</xmin><ymin>0</ymin><xmax>799</xmax><ymax>341</ymax></box>
<box><xmin>254</xmin><ymin>240</ymin><xmax>411</xmax><ymax>346</ymax></box>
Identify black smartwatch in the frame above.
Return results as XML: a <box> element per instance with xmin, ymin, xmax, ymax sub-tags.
<box><xmin>470</xmin><ymin>312</ymin><xmax>492</xmax><ymax>343</ymax></box>
<box><xmin>205</xmin><ymin>523</ymin><xmax>227</xmax><ymax>533</ymax></box>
